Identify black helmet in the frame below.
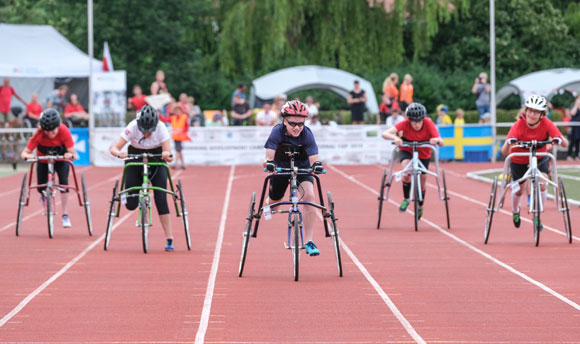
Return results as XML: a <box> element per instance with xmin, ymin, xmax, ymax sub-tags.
<box><xmin>40</xmin><ymin>108</ymin><xmax>61</xmax><ymax>131</ymax></box>
<box><xmin>405</xmin><ymin>102</ymin><xmax>427</xmax><ymax>121</ymax></box>
<box><xmin>136</xmin><ymin>105</ymin><xmax>158</xmax><ymax>133</ymax></box>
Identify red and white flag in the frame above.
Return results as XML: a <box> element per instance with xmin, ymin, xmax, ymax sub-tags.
<box><xmin>102</xmin><ymin>41</ymin><xmax>114</xmax><ymax>71</ymax></box>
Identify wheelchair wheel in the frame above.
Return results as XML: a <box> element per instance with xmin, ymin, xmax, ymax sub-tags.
<box><xmin>292</xmin><ymin>213</ymin><xmax>301</xmax><ymax>282</ymax></box>
<box><xmin>327</xmin><ymin>192</ymin><xmax>343</xmax><ymax>277</ymax></box>
<box><xmin>484</xmin><ymin>176</ymin><xmax>498</xmax><ymax>244</ymax></box>
<box><xmin>558</xmin><ymin>177</ymin><xmax>572</xmax><ymax>244</ymax></box>
<box><xmin>16</xmin><ymin>173</ymin><xmax>27</xmax><ymax>237</ymax></box>
<box><xmin>413</xmin><ymin>173</ymin><xmax>419</xmax><ymax>232</ymax></box>
<box><xmin>45</xmin><ymin>189</ymin><xmax>54</xmax><ymax>239</ymax></box>
<box><xmin>104</xmin><ymin>180</ymin><xmax>118</xmax><ymax>251</ymax></box>
<box><xmin>177</xmin><ymin>179</ymin><xmax>191</xmax><ymax>251</ymax></box>
<box><xmin>81</xmin><ymin>173</ymin><xmax>93</xmax><ymax>236</ymax></box>
<box><xmin>532</xmin><ymin>180</ymin><xmax>541</xmax><ymax>247</ymax></box>
<box><xmin>238</xmin><ymin>192</ymin><xmax>255</xmax><ymax>277</ymax></box>
<box><xmin>377</xmin><ymin>169</ymin><xmax>387</xmax><ymax>229</ymax></box>
<box><xmin>442</xmin><ymin>169</ymin><xmax>450</xmax><ymax>229</ymax></box>
<box><xmin>140</xmin><ymin>197</ymin><xmax>150</xmax><ymax>253</ymax></box>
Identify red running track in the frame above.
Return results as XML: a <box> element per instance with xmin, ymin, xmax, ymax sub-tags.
<box><xmin>0</xmin><ymin>162</ymin><xmax>579</xmax><ymax>343</ymax></box>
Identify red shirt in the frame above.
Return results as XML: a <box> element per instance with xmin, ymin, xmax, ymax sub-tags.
<box><xmin>394</xmin><ymin>118</ymin><xmax>440</xmax><ymax>159</ymax></box>
<box><xmin>65</xmin><ymin>103</ymin><xmax>85</xmax><ymax>114</ymax></box>
<box><xmin>506</xmin><ymin>116</ymin><xmax>563</xmax><ymax>164</ymax></box>
<box><xmin>130</xmin><ymin>95</ymin><xmax>147</xmax><ymax>111</ymax></box>
<box><xmin>0</xmin><ymin>86</ymin><xmax>17</xmax><ymax>113</ymax></box>
<box><xmin>26</xmin><ymin>103</ymin><xmax>43</xmax><ymax>117</ymax></box>
<box><xmin>26</xmin><ymin>124</ymin><xmax>74</xmax><ymax>156</ymax></box>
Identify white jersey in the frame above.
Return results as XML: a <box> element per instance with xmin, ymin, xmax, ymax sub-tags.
<box><xmin>121</xmin><ymin>120</ymin><xmax>170</xmax><ymax>149</ymax></box>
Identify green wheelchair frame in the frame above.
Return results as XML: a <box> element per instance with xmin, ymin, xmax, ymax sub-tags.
<box><xmin>104</xmin><ymin>153</ymin><xmax>191</xmax><ymax>253</ymax></box>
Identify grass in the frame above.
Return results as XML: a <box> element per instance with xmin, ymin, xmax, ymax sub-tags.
<box><xmin>0</xmin><ymin>164</ymin><xmax>28</xmax><ymax>178</ymax></box>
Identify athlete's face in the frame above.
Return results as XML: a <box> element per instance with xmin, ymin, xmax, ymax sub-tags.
<box><xmin>284</xmin><ymin>116</ymin><xmax>305</xmax><ymax>137</ymax></box>
<box><xmin>141</xmin><ymin>131</ymin><xmax>153</xmax><ymax>138</ymax></box>
<box><xmin>410</xmin><ymin>119</ymin><xmax>424</xmax><ymax>131</ymax></box>
<box><xmin>45</xmin><ymin>127</ymin><xmax>59</xmax><ymax>139</ymax></box>
<box><xmin>525</xmin><ymin>108</ymin><xmax>543</xmax><ymax>127</ymax></box>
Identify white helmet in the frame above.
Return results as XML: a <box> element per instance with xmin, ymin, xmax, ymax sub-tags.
<box><xmin>525</xmin><ymin>95</ymin><xmax>548</xmax><ymax>112</ymax></box>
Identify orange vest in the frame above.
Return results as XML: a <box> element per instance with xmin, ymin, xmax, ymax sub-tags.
<box><xmin>170</xmin><ymin>114</ymin><xmax>191</xmax><ymax>142</ymax></box>
<box><xmin>399</xmin><ymin>83</ymin><xmax>413</xmax><ymax>103</ymax></box>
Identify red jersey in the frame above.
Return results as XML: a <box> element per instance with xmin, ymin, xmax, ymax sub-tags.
<box><xmin>26</xmin><ymin>103</ymin><xmax>43</xmax><ymax>117</ymax></box>
<box><xmin>65</xmin><ymin>103</ymin><xmax>85</xmax><ymax>114</ymax></box>
<box><xmin>26</xmin><ymin>124</ymin><xmax>74</xmax><ymax>156</ymax></box>
<box><xmin>130</xmin><ymin>95</ymin><xmax>147</xmax><ymax>111</ymax></box>
<box><xmin>0</xmin><ymin>86</ymin><xmax>17</xmax><ymax>113</ymax></box>
<box><xmin>394</xmin><ymin>118</ymin><xmax>440</xmax><ymax>159</ymax></box>
<box><xmin>506</xmin><ymin>116</ymin><xmax>563</xmax><ymax>164</ymax></box>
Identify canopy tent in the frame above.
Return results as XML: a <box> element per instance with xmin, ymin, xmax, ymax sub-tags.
<box><xmin>0</xmin><ymin>23</ymin><xmax>103</xmax><ymax>109</ymax></box>
<box><xmin>249</xmin><ymin>65</ymin><xmax>379</xmax><ymax>114</ymax></box>
<box><xmin>496</xmin><ymin>68</ymin><xmax>580</xmax><ymax>106</ymax></box>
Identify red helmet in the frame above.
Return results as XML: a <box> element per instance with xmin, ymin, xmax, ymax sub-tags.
<box><xmin>281</xmin><ymin>100</ymin><xmax>309</xmax><ymax>117</ymax></box>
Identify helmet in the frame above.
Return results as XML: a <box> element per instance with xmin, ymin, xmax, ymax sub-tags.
<box><xmin>405</xmin><ymin>102</ymin><xmax>427</xmax><ymax>121</ymax></box>
<box><xmin>525</xmin><ymin>95</ymin><xmax>548</xmax><ymax>112</ymax></box>
<box><xmin>39</xmin><ymin>108</ymin><xmax>61</xmax><ymax>131</ymax></box>
<box><xmin>136</xmin><ymin>105</ymin><xmax>159</xmax><ymax>133</ymax></box>
<box><xmin>281</xmin><ymin>100</ymin><xmax>309</xmax><ymax>117</ymax></box>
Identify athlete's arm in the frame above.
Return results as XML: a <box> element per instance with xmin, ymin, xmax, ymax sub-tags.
<box><xmin>110</xmin><ymin>137</ymin><xmax>128</xmax><ymax>158</ymax></box>
<box><xmin>264</xmin><ymin>148</ymin><xmax>275</xmax><ymax>167</ymax></box>
<box><xmin>21</xmin><ymin>147</ymin><xmax>34</xmax><ymax>160</ymax></box>
<box><xmin>161</xmin><ymin>139</ymin><xmax>173</xmax><ymax>162</ymax></box>
<box><xmin>382</xmin><ymin>126</ymin><xmax>402</xmax><ymax>145</ymax></box>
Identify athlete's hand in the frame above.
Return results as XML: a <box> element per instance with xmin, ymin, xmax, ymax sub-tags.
<box><xmin>430</xmin><ymin>138</ymin><xmax>443</xmax><ymax>146</ymax></box>
<box><xmin>265</xmin><ymin>160</ymin><xmax>277</xmax><ymax>172</ymax></box>
<box><xmin>551</xmin><ymin>137</ymin><xmax>563</xmax><ymax>145</ymax></box>
<box><xmin>392</xmin><ymin>137</ymin><xmax>402</xmax><ymax>146</ymax></box>
<box><xmin>162</xmin><ymin>151</ymin><xmax>173</xmax><ymax>162</ymax></box>
<box><xmin>21</xmin><ymin>153</ymin><xmax>35</xmax><ymax>160</ymax></box>
<box><xmin>64</xmin><ymin>152</ymin><xmax>74</xmax><ymax>160</ymax></box>
<box><xmin>116</xmin><ymin>151</ymin><xmax>128</xmax><ymax>159</ymax></box>
<box><xmin>506</xmin><ymin>137</ymin><xmax>518</xmax><ymax>145</ymax></box>
<box><xmin>312</xmin><ymin>161</ymin><xmax>324</xmax><ymax>174</ymax></box>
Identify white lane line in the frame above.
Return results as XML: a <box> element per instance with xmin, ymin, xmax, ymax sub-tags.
<box><xmin>195</xmin><ymin>165</ymin><xmax>235</xmax><ymax>344</ymax></box>
<box><xmin>0</xmin><ymin>174</ymin><xmax>118</xmax><ymax>234</ymax></box>
<box><xmin>316</xmin><ymin>167</ymin><xmax>426</xmax><ymax>343</ymax></box>
<box><xmin>0</xmin><ymin>211</ymin><xmax>132</xmax><ymax>328</ymax></box>
<box><xmin>340</xmin><ymin>241</ymin><xmax>426</xmax><ymax>344</ymax></box>
<box><xmin>330</xmin><ymin>165</ymin><xmax>580</xmax><ymax>312</ymax></box>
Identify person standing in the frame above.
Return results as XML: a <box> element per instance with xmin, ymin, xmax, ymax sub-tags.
<box><xmin>1</xmin><ymin>78</ymin><xmax>26</xmax><ymax>160</ymax></box>
<box><xmin>435</xmin><ymin>104</ymin><xmax>453</xmax><ymax>125</ymax></box>
<box><xmin>45</xmin><ymin>85</ymin><xmax>69</xmax><ymax>114</ymax></box>
<box><xmin>568</xmin><ymin>95</ymin><xmax>580</xmax><ymax>161</ymax></box>
<box><xmin>454</xmin><ymin>108</ymin><xmax>466</xmax><ymax>126</ymax></box>
<box><xmin>231</xmin><ymin>95</ymin><xmax>251</xmax><ymax>126</ymax></box>
<box><xmin>347</xmin><ymin>80</ymin><xmax>367</xmax><ymax>125</ymax></box>
<box><xmin>231</xmin><ymin>83</ymin><xmax>247</xmax><ymax>107</ymax></box>
<box><xmin>150</xmin><ymin>70</ymin><xmax>169</xmax><ymax>95</ymax></box>
<box><xmin>128</xmin><ymin>85</ymin><xmax>147</xmax><ymax>112</ymax></box>
<box><xmin>169</xmin><ymin>105</ymin><xmax>191</xmax><ymax>170</ymax></box>
<box><xmin>472</xmin><ymin>72</ymin><xmax>491</xmax><ymax>121</ymax></box>
<box><xmin>399</xmin><ymin>74</ymin><xmax>414</xmax><ymax>111</ymax></box>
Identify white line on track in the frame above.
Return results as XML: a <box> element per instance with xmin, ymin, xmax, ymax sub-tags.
<box><xmin>0</xmin><ymin>211</ymin><xmax>133</xmax><ymax>328</ymax></box>
<box><xmin>195</xmin><ymin>165</ymin><xmax>235</xmax><ymax>344</ymax></box>
<box><xmin>0</xmin><ymin>174</ymin><xmax>118</xmax><ymax>234</ymax></box>
<box><xmin>330</xmin><ymin>164</ymin><xmax>580</xmax><ymax>313</ymax></box>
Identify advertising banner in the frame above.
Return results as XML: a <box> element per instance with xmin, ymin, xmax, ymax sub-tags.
<box><xmin>91</xmin><ymin>71</ymin><xmax>127</xmax><ymax>127</ymax></box>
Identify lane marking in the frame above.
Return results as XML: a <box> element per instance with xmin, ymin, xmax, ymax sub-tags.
<box><xmin>0</xmin><ymin>211</ymin><xmax>132</xmax><ymax>328</ymax></box>
<box><xmin>330</xmin><ymin>164</ymin><xmax>580</xmax><ymax>313</ymax></box>
<box><xmin>0</xmin><ymin>174</ymin><xmax>118</xmax><ymax>234</ymax></box>
<box><xmin>195</xmin><ymin>165</ymin><xmax>235</xmax><ymax>344</ymax></box>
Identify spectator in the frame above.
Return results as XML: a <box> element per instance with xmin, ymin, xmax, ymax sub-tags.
<box><xmin>25</xmin><ymin>93</ymin><xmax>43</xmax><ymax>128</ymax></box>
<box><xmin>150</xmin><ymin>70</ymin><xmax>168</xmax><ymax>95</ymax></box>
<box><xmin>169</xmin><ymin>105</ymin><xmax>191</xmax><ymax>170</ymax></box>
<box><xmin>454</xmin><ymin>108</ymin><xmax>465</xmax><ymax>126</ymax></box>
<box><xmin>472</xmin><ymin>72</ymin><xmax>491</xmax><ymax>121</ymax></box>
<box><xmin>273</xmin><ymin>94</ymin><xmax>287</xmax><ymax>115</ymax></box>
<box><xmin>480</xmin><ymin>112</ymin><xmax>491</xmax><ymax>124</ymax></box>
<box><xmin>347</xmin><ymin>80</ymin><xmax>367</xmax><ymax>125</ymax></box>
<box><xmin>177</xmin><ymin>93</ymin><xmax>191</xmax><ymax>115</ymax></box>
<box><xmin>231</xmin><ymin>83</ymin><xmax>247</xmax><ymax>106</ymax></box>
<box><xmin>46</xmin><ymin>84</ymin><xmax>69</xmax><ymax>114</ymax></box>
<box><xmin>206</xmin><ymin>111</ymin><xmax>228</xmax><ymax>127</ymax></box>
<box><xmin>435</xmin><ymin>104</ymin><xmax>452</xmax><ymax>125</ymax></box>
<box><xmin>399</xmin><ymin>74</ymin><xmax>414</xmax><ymax>111</ymax></box>
<box><xmin>305</xmin><ymin>96</ymin><xmax>318</xmax><ymax>116</ymax></box>
<box><xmin>188</xmin><ymin>96</ymin><xmax>203</xmax><ymax>126</ymax></box>
<box><xmin>64</xmin><ymin>93</ymin><xmax>89</xmax><ymax>127</ymax></box>
<box><xmin>382</xmin><ymin>73</ymin><xmax>399</xmax><ymax>99</ymax></box>
<box><xmin>378</xmin><ymin>94</ymin><xmax>400</xmax><ymax>124</ymax></box>
<box><xmin>231</xmin><ymin>95</ymin><xmax>251</xmax><ymax>126</ymax></box>
<box><xmin>386</xmin><ymin>108</ymin><xmax>405</xmax><ymax>127</ymax></box>
<box><xmin>306</xmin><ymin>112</ymin><xmax>322</xmax><ymax>129</ymax></box>
<box><xmin>1</xmin><ymin>77</ymin><xmax>26</xmax><ymax>161</ymax></box>
<box><xmin>128</xmin><ymin>85</ymin><xmax>147</xmax><ymax>112</ymax></box>
<box><xmin>568</xmin><ymin>95</ymin><xmax>580</xmax><ymax>161</ymax></box>
<box><xmin>256</xmin><ymin>103</ymin><xmax>278</xmax><ymax>126</ymax></box>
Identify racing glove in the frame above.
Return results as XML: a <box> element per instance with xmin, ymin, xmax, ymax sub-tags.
<box><xmin>551</xmin><ymin>137</ymin><xmax>563</xmax><ymax>145</ymax></box>
<box><xmin>506</xmin><ymin>137</ymin><xmax>518</xmax><ymax>145</ymax></box>
<box><xmin>312</xmin><ymin>161</ymin><xmax>324</xmax><ymax>174</ymax></box>
<box><xmin>265</xmin><ymin>160</ymin><xmax>277</xmax><ymax>172</ymax></box>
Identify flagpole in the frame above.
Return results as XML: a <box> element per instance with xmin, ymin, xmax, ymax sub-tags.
<box><xmin>88</xmin><ymin>0</ymin><xmax>94</xmax><ymax>164</ymax></box>
<box><xmin>490</xmin><ymin>0</ymin><xmax>497</xmax><ymax>163</ymax></box>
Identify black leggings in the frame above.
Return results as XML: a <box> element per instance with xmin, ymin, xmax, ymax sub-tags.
<box><xmin>568</xmin><ymin>138</ymin><xmax>580</xmax><ymax>158</ymax></box>
<box><xmin>36</xmin><ymin>161</ymin><xmax>69</xmax><ymax>194</ymax></box>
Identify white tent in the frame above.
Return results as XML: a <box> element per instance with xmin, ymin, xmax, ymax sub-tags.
<box><xmin>250</xmin><ymin>65</ymin><xmax>379</xmax><ymax>114</ymax></box>
<box><xmin>0</xmin><ymin>23</ymin><xmax>103</xmax><ymax>108</ymax></box>
<box><xmin>496</xmin><ymin>68</ymin><xmax>580</xmax><ymax>105</ymax></box>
